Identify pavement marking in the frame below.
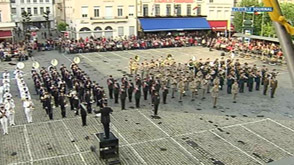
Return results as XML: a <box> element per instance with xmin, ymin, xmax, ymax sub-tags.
<box><xmin>175</xmin><ymin>118</ymin><xmax>268</xmax><ymax>137</ymax></box>
<box><xmin>61</xmin><ymin>120</ymin><xmax>87</xmax><ymax>165</ymax></box>
<box><xmin>62</xmin><ymin>53</ymin><xmax>73</xmax><ymax>62</ymax></box>
<box><xmin>138</xmin><ymin>111</ymin><xmax>204</xmax><ymax>165</ymax></box>
<box><xmin>241</xmin><ymin>125</ymin><xmax>293</xmax><ymax>156</ymax></box>
<box><xmin>210</xmin><ymin>130</ymin><xmax>264</xmax><ymax>165</ymax></box>
<box><xmin>79</xmin><ymin>54</ymin><xmax>93</xmax><ymax>62</ymax></box>
<box><xmin>8</xmin><ymin>150</ymin><xmax>91</xmax><ymax>165</ymax></box>
<box><xmin>267</xmin><ymin>118</ymin><xmax>294</xmax><ymax>133</ymax></box>
<box><xmin>96</xmin><ymin>52</ymin><xmax>111</xmax><ymax>61</ymax></box>
<box><xmin>23</xmin><ymin>125</ymin><xmax>33</xmax><ymax>165</ymax></box>
<box><xmin>110</xmin><ymin>115</ymin><xmax>147</xmax><ymax>165</ymax></box>
<box><xmin>13</xmin><ymin>116</ymin><xmax>80</xmax><ymax>128</ymax></box>
<box><xmin>109</xmin><ymin>52</ymin><xmax>129</xmax><ymax>60</ymax></box>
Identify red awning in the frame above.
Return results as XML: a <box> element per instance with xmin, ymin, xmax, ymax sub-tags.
<box><xmin>208</xmin><ymin>21</ymin><xmax>234</xmax><ymax>31</ymax></box>
<box><xmin>0</xmin><ymin>30</ymin><xmax>12</xmax><ymax>38</ymax></box>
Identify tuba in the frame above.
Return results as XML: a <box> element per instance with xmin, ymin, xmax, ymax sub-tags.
<box><xmin>135</xmin><ymin>55</ymin><xmax>140</xmax><ymax>62</ymax></box>
<box><xmin>167</xmin><ymin>54</ymin><xmax>172</xmax><ymax>60</ymax></box>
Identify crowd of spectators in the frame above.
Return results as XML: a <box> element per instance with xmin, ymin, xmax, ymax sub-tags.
<box><xmin>57</xmin><ymin>34</ymin><xmax>284</xmax><ymax>65</ymax></box>
<box><xmin>0</xmin><ymin>41</ymin><xmax>31</xmax><ymax>62</ymax></box>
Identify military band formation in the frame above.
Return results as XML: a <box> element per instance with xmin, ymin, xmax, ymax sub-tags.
<box><xmin>0</xmin><ymin>52</ymin><xmax>279</xmax><ymax>135</ymax></box>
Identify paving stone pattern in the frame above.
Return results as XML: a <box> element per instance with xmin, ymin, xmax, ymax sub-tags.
<box><xmin>1</xmin><ymin>47</ymin><xmax>294</xmax><ymax>165</ymax></box>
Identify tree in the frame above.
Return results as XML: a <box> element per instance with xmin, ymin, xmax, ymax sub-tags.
<box><xmin>233</xmin><ymin>1</ymin><xmax>294</xmax><ymax>36</ymax></box>
<box><xmin>43</xmin><ymin>11</ymin><xmax>51</xmax><ymax>36</ymax></box>
<box><xmin>21</xmin><ymin>11</ymin><xmax>32</xmax><ymax>37</ymax></box>
<box><xmin>232</xmin><ymin>0</ymin><xmax>263</xmax><ymax>35</ymax></box>
<box><xmin>57</xmin><ymin>22</ymin><xmax>68</xmax><ymax>32</ymax></box>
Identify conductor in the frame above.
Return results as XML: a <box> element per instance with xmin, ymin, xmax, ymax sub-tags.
<box><xmin>96</xmin><ymin>102</ymin><xmax>113</xmax><ymax>139</ymax></box>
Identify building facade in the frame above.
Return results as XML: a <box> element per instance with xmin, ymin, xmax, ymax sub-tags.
<box><xmin>10</xmin><ymin>0</ymin><xmax>54</xmax><ymax>30</ymax></box>
<box><xmin>0</xmin><ymin>0</ymin><xmax>15</xmax><ymax>40</ymax></box>
<box><xmin>65</xmin><ymin>0</ymin><xmax>137</xmax><ymax>39</ymax></box>
<box><xmin>137</xmin><ymin>0</ymin><xmax>200</xmax><ymax>17</ymax></box>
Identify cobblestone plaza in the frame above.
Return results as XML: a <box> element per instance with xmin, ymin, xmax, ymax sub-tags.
<box><xmin>1</xmin><ymin>47</ymin><xmax>294</xmax><ymax>165</ymax></box>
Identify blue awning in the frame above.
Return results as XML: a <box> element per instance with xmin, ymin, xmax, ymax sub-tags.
<box><xmin>139</xmin><ymin>18</ymin><xmax>211</xmax><ymax>32</ymax></box>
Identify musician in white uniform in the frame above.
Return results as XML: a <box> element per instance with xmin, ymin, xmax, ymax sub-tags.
<box><xmin>4</xmin><ymin>98</ymin><xmax>15</xmax><ymax>126</ymax></box>
<box><xmin>0</xmin><ymin>86</ymin><xmax>3</xmax><ymax>104</ymax></box>
<box><xmin>23</xmin><ymin>97</ymin><xmax>33</xmax><ymax>123</ymax></box>
<box><xmin>0</xmin><ymin>103</ymin><xmax>9</xmax><ymax>135</ymax></box>
<box><xmin>2</xmin><ymin>69</ymin><xmax>10</xmax><ymax>79</ymax></box>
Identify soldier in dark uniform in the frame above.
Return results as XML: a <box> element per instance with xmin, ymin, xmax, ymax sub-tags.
<box><xmin>59</xmin><ymin>92</ymin><xmax>67</xmax><ymax>118</ymax></box>
<box><xmin>113</xmin><ymin>80</ymin><xmax>120</xmax><ymax>104</ymax></box>
<box><xmin>80</xmin><ymin>103</ymin><xmax>87</xmax><ymax>126</ymax></box>
<box><xmin>96</xmin><ymin>102</ymin><xmax>113</xmax><ymax>139</ymax></box>
<box><xmin>85</xmin><ymin>90</ymin><xmax>92</xmax><ymax>113</ymax></box>
<box><xmin>162</xmin><ymin>85</ymin><xmax>168</xmax><ymax>104</ymax></box>
<box><xmin>51</xmin><ymin>85</ymin><xmax>59</xmax><ymax>108</ymax></box>
<box><xmin>134</xmin><ymin>86</ymin><xmax>141</xmax><ymax>108</ymax></box>
<box><xmin>120</xmin><ymin>85</ymin><xmax>126</xmax><ymax>110</ymax></box>
<box><xmin>143</xmin><ymin>78</ymin><xmax>149</xmax><ymax>100</ymax></box>
<box><xmin>107</xmin><ymin>75</ymin><xmax>114</xmax><ymax>99</ymax></box>
<box><xmin>153</xmin><ymin>92</ymin><xmax>160</xmax><ymax>116</ymax></box>
<box><xmin>247</xmin><ymin>73</ymin><xmax>254</xmax><ymax>92</ymax></box>
<box><xmin>42</xmin><ymin>92</ymin><xmax>53</xmax><ymax>120</ymax></box>
<box><xmin>227</xmin><ymin>74</ymin><xmax>234</xmax><ymax>94</ymax></box>
<box><xmin>73</xmin><ymin>93</ymin><xmax>80</xmax><ymax>115</ymax></box>
<box><xmin>239</xmin><ymin>73</ymin><xmax>246</xmax><ymax>93</ymax></box>
<box><xmin>128</xmin><ymin>80</ymin><xmax>134</xmax><ymax>102</ymax></box>
<box><xmin>255</xmin><ymin>71</ymin><xmax>261</xmax><ymax>91</ymax></box>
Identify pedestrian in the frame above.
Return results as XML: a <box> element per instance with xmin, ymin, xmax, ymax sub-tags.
<box><xmin>211</xmin><ymin>84</ymin><xmax>219</xmax><ymax>108</ymax></box>
<box><xmin>270</xmin><ymin>76</ymin><xmax>278</xmax><ymax>98</ymax></box>
<box><xmin>232</xmin><ymin>81</ymin><xmax>239</xmax><ymax>103</ymax></box>
<box><xmin>59</xmin><ymin>92</ymin><xmax>67</xmax><ymax>118</ymax></box>
<box><xmin>23</xmin><ymin>98</ymin><xmax>33</xmax><ymax>123</ymax></box>
<box><xmin>80</xmin><ymin>103</ymin><xmax>87</xmax><ymax>126</ymax></box>
<box><xmin>120</xmin><ymin>86</ymin><xmax>126</xmax><ymax>110</ymax></box>
<box><xmin>107</xmin><ymin>75</ymin><xmax>114</xmax><ymax>99</ymax></box>
<box><xmin>153</xmin><ymin>92</ymin><xmax>160</xmax><ymax>116</ymax></box>
<box><xmin>4</xmin><ymin>98</ymin><xmax>15</xmax><ymax>125</ymax></box>
<box><xmin>96</xmin><ymin>102</ymin><xmax>113</xmax><ymax>139</ymax></box>
<box><xmin>114</xmin><ymin>80</ymin><xmax>120</xmax><ymax>104</ymax></box>
<box><xmin>162</xmin><ymin>85</ymin><xmax>168</xmax><ymax>104</ymax></box>
<box><xmin>263</xmin><ymin>75</ymin><xmax>270</xmax><ymax>95</ymax></box>
<box><xmin>0</xmin><ymin>104</ymin><xmax>9</xmax><ymax>135</ymax></box>
<box><xmin>128</xmin><ymin>80</ymin><xmax>134</xmax><ymax>102</ymax></box>
<box><xmin>134</xmin><ymin>86</ymin><xmax>141</xmax><ymax>108</ymax></box>
<box><xmin>85</xmin><ymin>90</ymin><xmax>92</xmax><ymax>113</ymax></box>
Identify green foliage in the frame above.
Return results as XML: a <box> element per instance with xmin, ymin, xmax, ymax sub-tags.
<box><xmin>21</xmin><ymin>11</ymin><xmax>32</xmax><ymax>23</ymax></box>
<box><xmin>233</xmin><ymin>1</ymin><xmax>294</xmax><ymax>36</ymax></box>
<box><xmin>43</xmin><ymin>11</ymin><xmax>50</xmax><ymax>21</ymax></box>
<box><xmin>57</xmin><ymin>22</ymin><xmax>68</xmax><ymax>32</ymax></box>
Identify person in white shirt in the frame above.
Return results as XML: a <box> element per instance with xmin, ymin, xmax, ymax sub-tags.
<box><xmin>2</xmin><ymin>69</ymin><xmax>10</xmax><ymax>79</ymax></box>
<box><xmin>0</xmin><ymin>86</ymin><xmax>3</xmax><ymax>104</ymax></box>
<box><xmin>3</xmin><ymin>81</ymin><xmax>10</xmax><ymax>92</ymax></box>
<box><xmin>3</xmin><ymin>90</ymin><xmax>12</xmax><ymax>101</ymax></box>
<box><xmin>2</xmin><ymin>76</ymin><xmax>10</xmax><ymax>84</ymax></box>
<box><xmin>0</xmin><ymin>103</ymin><xmax>9</xmax><ymax>135</ymax></box>
<box><xmin>23</xmin><ymin>97</ymin><xmax>33</xmax><ymax>123</ymax></box>
<box><xmin>4</xmin><ymin>98</ymin><xmax>15</xmax><ymax>126</ymax></box>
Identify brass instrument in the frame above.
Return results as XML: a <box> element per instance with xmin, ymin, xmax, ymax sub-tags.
<box><xmin>135</xmin><ymin>55</ymin><xmax>140</xmax><ymax>62</ymax></box>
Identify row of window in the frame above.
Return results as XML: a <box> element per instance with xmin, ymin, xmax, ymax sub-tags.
<box><xmin>142</xmin><ymin>4</ymin><xmax>201</xmax><ymax>17</ymax></box>
<box><xmin>79</xmin><ymin>26</ymin><xmax>135</xmax><ymax>37</ymax></box>
<box><xmin>11</xmin><ymin>7</ymin><xmax>50</xmax><ymax>15</ymax></box>
<box><xmin>81</xmin><ymin>6</ymin><xmax>135</xmax><ymax>18</ymax></box>
<box><xmin>11</xmin><ymin>0</ymin><xmax>50</xmax><ymax>3</ymax></box>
